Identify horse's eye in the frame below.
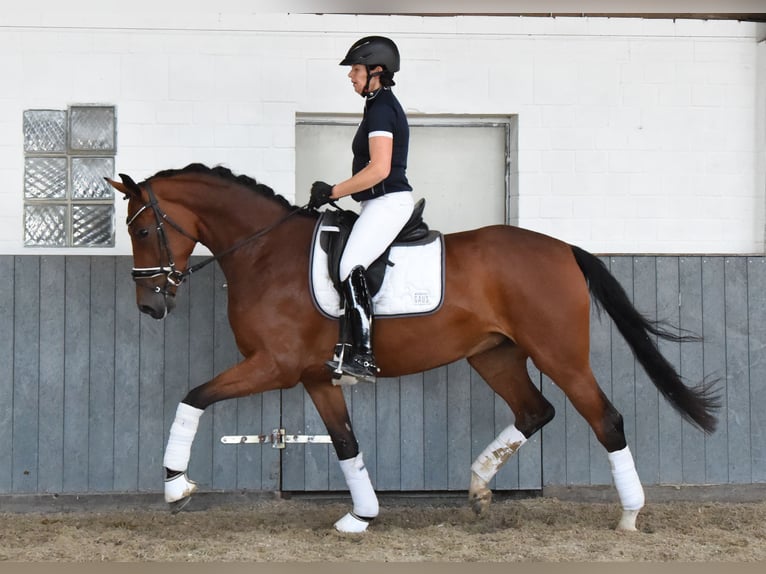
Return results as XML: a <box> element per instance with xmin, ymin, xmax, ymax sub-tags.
<box><xmin>136</xmin><ymin>228</ymin><xmax>150</xmax><ymax>239</ymax></box>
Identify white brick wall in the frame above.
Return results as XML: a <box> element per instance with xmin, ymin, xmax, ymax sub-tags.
<box><xmin>0</xmin><ymin>8</ymin><xmax>763</xmax><ymax>255</ymax></box>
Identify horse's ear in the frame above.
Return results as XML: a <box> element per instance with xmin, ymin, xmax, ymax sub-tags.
<box><xmin>104</xmin><ymin>173</ymin><xmax>142</xmax><ymax>200</ymax></box>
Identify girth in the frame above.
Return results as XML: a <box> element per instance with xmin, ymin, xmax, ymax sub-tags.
<box><xmin>319</xmin><ymin>197</ymin><xmax>430</xmax><ymax>297</ymax></box>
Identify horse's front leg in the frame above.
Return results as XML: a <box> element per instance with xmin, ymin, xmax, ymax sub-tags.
<box><xmin>163</xmin><ymin>353</ymin><xmax>289</xmax><ymax>512</ymax></box>
<box><xmin>163</xmin><ymin>402</ymin><xmax>203</xmax><ymax>512</ymax></box>
<box><xmin>303</xmin><ymin>379</ymin><xmax>379</xmax><ymax>533</ymax></box>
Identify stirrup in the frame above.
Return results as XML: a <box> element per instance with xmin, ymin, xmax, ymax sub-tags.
<box><xmin>326</xmin><ymin>360</ymin><xmax>363</xmax><ymax>386</ymax></box>
<box><xmin>327</xmin><ymin>343</ymin><xmax>352</xmax><ymax>378</ymax></box>
<box><xmin>325</xmin><ymin>353</ymin><xmax>378</xmax><ymax>385</ymax></box>
<box><xmin>342</xmin><ymin>354</ymin><xmax>379</xmax><ymax>383</ymax></box>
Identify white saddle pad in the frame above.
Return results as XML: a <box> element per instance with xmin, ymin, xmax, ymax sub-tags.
<box><xmin>309</xmin><ymin>222</ymin><xmax>445</xmax><ymax>319</ymax></box>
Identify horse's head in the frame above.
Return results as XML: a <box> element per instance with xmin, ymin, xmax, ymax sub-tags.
<box><xmin>106</xmin><ymin>173</ymin><xmax>200</xmax><ymax>319</ymax></box>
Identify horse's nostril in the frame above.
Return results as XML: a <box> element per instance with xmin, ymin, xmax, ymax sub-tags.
<box><xmin>139</xmin><ymin>305</ymin><xmax>158</xmax><ymax>317</ymax></box>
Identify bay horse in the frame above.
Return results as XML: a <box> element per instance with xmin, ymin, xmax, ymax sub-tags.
<box><xmin>106</xmin><ymin>163</ymin><xmax>718</xmax><ymax>533</ymax></box>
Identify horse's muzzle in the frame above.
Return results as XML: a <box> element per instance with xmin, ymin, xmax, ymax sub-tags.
<box><xmin>136</xmin><ymin>288</ymin><xmax>176</xmax><ymax>319</ymax></box>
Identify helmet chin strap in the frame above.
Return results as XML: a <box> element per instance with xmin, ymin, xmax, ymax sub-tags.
<box><xmin>361</xmin><ymin>67</ymin><xmax>383</xmax><ymax>97</ymax></box>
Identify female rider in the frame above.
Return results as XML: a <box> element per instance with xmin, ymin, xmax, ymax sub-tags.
<box><xmin>310</xmin><ymin>36</ymin><xmax>414</xmax><ymax>384</ymax></box>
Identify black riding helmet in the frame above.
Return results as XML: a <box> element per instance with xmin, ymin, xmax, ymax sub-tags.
<box><xmin>340</xmin><ymin>35</ymin><xmax>400</xmax><ymax>72</ymax></box>
<box><xmin>340</xmin><ymin>36</ymin><xmax>400</xmax><ymax>96</ymax></box>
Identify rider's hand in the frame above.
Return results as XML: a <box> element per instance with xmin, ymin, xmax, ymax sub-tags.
<box><xmin>309</xmin><ymin>181</ymin><xmax>334</xmax><ymax>210</ymax></box>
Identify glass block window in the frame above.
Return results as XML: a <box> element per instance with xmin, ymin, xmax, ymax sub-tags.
<box><xmin>23</xmin><ymin>105</ymin><xmax>116</xmax><ymax>247</ymax></box>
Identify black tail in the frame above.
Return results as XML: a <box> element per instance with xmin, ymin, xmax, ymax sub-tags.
<box><xmin>571</xmin><ymin>245</ymin><xmax>720</xmax><ymax>434</ymax></box>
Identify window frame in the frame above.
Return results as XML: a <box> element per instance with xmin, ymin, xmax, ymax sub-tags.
<box><xmin>22</xmin><ymin>105</ymin><xmax>117</xmax><ymax>248</ymax></box>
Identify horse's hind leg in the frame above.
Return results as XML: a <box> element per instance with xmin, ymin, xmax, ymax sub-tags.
<box><xmin>543</xmin><ymin>363</ymin><xmax>644</xmax><ymax>531</ymax></box>
<box><xmin>302</xmin><ymin>379</ymin><xmax>379</xmax><ymax>533</ymax></box>
<box><xmin>467</xmin><ymin>341</ymin><xmax>555</xmax><ymax>515</ymax></box>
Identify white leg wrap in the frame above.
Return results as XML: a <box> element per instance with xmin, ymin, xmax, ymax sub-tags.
<box><xmin>163</xmin><ymin>402</ymin><xmax>204</xmax><ymax>472</ymax></box>
<box><xmin>338</xmin><ymin>452</ymin><xmax>379</xmax><ymax>518</ymax></box>
<box><xmin>470</xmin><ymin>424</ymin><xmax>528</xmax><ymax>484</ymax></box>
<box><xmin>608</xmin><ymin>445</ymin><xmax>645</xmax><ymax>511</ymax></box>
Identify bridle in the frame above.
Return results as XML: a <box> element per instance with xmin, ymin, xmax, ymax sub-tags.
<box><xmin>126</xmin><ymin>181</ymin><xmax>306</xmax><ymax>297</ymax></box>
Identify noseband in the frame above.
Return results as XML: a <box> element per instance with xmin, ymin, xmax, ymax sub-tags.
<box><xmin>126</xmin><ymin>181</ymin><xmax>306</xmax><ymax>297</ymax></box>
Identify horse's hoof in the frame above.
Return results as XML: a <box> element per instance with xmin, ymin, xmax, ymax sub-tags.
<box><xmin>168</xmin><ymin>496</ymin><xmax>192</xmax><ymax>514</ymax></box>
<box><xmin>615</xmin><ymin>508</ymin><xmax>640</xmax><ymax>531</ymax></box>
<box><xmin>334</xmin><ymin>512</ymin><xmax>372</xmax><ymax>533</ymax></box>
<box><xmin>164</xmin><ymin>472</ymin><xmax>198</xmax><ymax>503</ymax></box>
<box><xmin>469</xmin><ymin>489</ymin><xmax>492</xmax><ymax>515</ymax></box>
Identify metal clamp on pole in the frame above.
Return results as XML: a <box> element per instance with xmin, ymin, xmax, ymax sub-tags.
<box><xmin>221</xmin><ymin>428</ymin><xmax>332</xmax><ymax>449</ymax></box>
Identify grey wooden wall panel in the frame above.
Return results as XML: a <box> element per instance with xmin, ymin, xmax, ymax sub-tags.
<box><xmin>0</xmin><ymin>256</ymin><xmax>13</xmax><ymax>492</ymax></box>
<box><xmin>186</xmin><ymin>267</ymin><xmax>215</xmax><ymax>488</ymax></box>
<box><xmin>678</xmin><ymin>257</ymin><xmax>706</xmax><ymax>484</ymax></box>
<box><xmin>212</xmin><ymin>268</ymin><xmax>238</xmax><ymax>491</ymax></box>
<box><xmin>88</xmin><ymin>257</ymin><xmax>116</xmax><ymax>492</ymax></box>
<box><xmin>541</xmin><ymin>373</ymin><xmax>567</xmax><ymax>486</ymax></box>
<box><xmin>3</xmin><ymin>254</ymin><xmax>766</xmax><ymax>497</ymax></box>
<box><xmin>400</xmin><ymin>373</ymin><xmax>425</xmax><ymax>490</ymax></box>
<box><xmin>137</xmin><ymin>313</ymin><xmax>165</xmax><ymax>491</ymax></box>
<box><xmin>747</xmin><ymin>258</ymin><xmax>766</xmax><ymax>483</ymax></box>
<box><xmin>702</xmin><ymin>257</ymin><xmax>728</xmax><ymax>484</ymax></box>
<box><xmin>446</xmin><ymin>360</ymin><xmax>471</xmax><ymax>490</ymax></box>
<box><xmin>12</xmin><ymin>256</ymin><xmax>39</xmax><ymax>493</ymax></box>
<box><xmin>375</xmin><ymin>376</ymin><xmax>402</xmax><ymax>490</ymax></box>
<box><xmin>656</xmin><ymin>256</ymin><xmax>683</xmax><ymax>485</ymax></box>
<box><xmin>63</xmin><ymin>257</ymin><xmax>91</xmax><ymax>492</ymax></box>
<box><xmin>517</xmin><ymin>426</ymin><xmax>542</xmax><ymax>489</ymax></box>
<box><xmin>724</xmin><ymin>257</ymin><xmax>751</xmax><ymax>483</ymax></box>
<box><xmin>281</xmin><ymin>384</ymin><xmax>307</xmax><ymax>490</ymax></box>
<box><xmin>303</xmin><ymin>381</ymin><xmax>332</xmax><ymax>491</ymax></box>
<box><xmin>113</xmin><ymin>257</ymin><xmax>141</xmax><ymax>491</ymax></box>
<box><xmin>422</xmin><ymin>367</ymin><xmax>448</xmax><ymax>490</ymax></box>
<box><xmin>38</xmin><ymin>256</ymin><xmax>66</xmax><ymax>493</ymax></box>
<box><xmin>212</xmin><ymin>282</ymin><xmax>239</xmax><ymax>490</ymax></box>
<box><xmin>258</xmin><ymin>390</ymin><xmax>282</xmax><ymax>489</ymax></box>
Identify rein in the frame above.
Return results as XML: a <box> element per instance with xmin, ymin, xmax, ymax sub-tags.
<box><xmin>128</xmin><ymin>181</ymin><xmax>309</xmax><ymax>292</ymax></box>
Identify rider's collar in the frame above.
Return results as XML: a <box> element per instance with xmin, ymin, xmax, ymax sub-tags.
<box><xmin>365</xmin><ymin>87</ymin><xmax>384</xmax><ymax>100</ymax></box>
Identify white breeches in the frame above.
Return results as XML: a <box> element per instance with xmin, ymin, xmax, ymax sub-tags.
<box><xmin>339</xmin><ymin>192</ymin><xmax>415</xmax><ymax>280</ymax></box>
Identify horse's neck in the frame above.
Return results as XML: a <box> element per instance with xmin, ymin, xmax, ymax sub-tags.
<box><xmin>185</xmin><ymin>184</ymin><xmax>288</xmax><ymax>256</ymax></box>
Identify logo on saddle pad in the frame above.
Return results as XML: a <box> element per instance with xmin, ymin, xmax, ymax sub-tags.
<box><xmin>309</xmin><ymin>203</ymin><xmax>445</xmax><ymax>319</ymax></box>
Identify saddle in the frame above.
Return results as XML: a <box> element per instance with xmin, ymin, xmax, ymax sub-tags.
<box><xmin>319</xmin><ymin>198</ymin><xmax>431</xmax><ymax>297</ymax></box>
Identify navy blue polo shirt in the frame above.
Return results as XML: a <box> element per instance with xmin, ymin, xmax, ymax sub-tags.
<box><xmin>351</xmin><ymin>87</ymin><xmax>412</xmax><ymax>202</ymax></box>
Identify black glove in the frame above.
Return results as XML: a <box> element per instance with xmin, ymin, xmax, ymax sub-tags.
<box><xmin>309</xmin><ymin>181</ymin><xmax>334</xmax><ymax>210</ymax></box>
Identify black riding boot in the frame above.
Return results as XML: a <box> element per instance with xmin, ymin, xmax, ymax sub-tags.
<box><xmin>326</xmin><ymin>266</ymin><xmax>378</xmax><ymax>384</ymax></box>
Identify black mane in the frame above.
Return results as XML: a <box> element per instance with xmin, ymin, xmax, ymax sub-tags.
<box><xmin>144</xmin><ymin>163</ymin><xmax>303</xmax><ymax>213</ymax></box>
